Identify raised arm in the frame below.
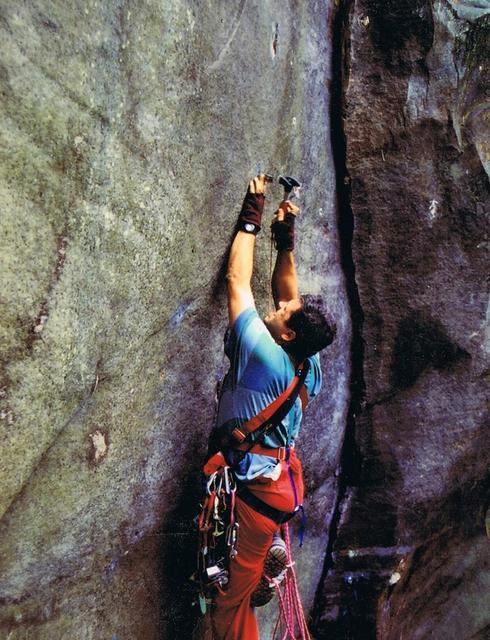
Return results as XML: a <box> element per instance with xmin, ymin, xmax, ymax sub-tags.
<box><xmin>227</xmin><ymin>175</ymin><xmax>269</xmax><ymax>326</ymax></box>
<box><xmin>271</xmin><ymin>200</ymin><xmax>300</xmax><ymax>308</ymax></box>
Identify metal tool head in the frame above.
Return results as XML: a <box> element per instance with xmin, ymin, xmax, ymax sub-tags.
<box><xmin>278</xmin><ymin>175</ymin><xmax>301</xmax><ymax>195</ymax></box>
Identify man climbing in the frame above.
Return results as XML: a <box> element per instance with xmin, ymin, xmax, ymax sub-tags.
<box><xmin>210</xmin><ymin>174</ymin><xmax>335</xmax><ymax>639</ymax></box>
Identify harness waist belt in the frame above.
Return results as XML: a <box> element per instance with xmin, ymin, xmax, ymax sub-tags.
<box><xmin>236</xmin><ymin>481</ymin><xmax>298</xmax><ymax>525</ymax></box>
<box><xmin>234</xmin><ymin>443</ymin><xmax>294</xmax><ymax>461</ymax></box>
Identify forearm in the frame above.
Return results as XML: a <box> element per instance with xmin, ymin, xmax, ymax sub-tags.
<box><xmin>270</xmin><ymin>200</ymin><xmax>299</xmax><ymax>306</ymax></box>
<box><xmin>227</xmin><ymin>231</ymin><xmax>256</xmax><ymax>286</ymax></box>
<box><xmin>226</xmin><ymin>231</ymin><xmax>256</xmax><ymax>324</ymax></box>
<box><xmin>227</xmin><ymin>177</ymin><xmax>267</xmax><ymax>325</ymax></box>
<box><xmin>272</xmin><ymin>249</ymin><xmax>298</xmax><ymax>306</ymax></box>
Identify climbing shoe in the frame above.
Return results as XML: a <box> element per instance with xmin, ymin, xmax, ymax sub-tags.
<box><xmin>251</xmin><ymin>534</ymin><xmax>288</xmax><ymax>608</ymax></box>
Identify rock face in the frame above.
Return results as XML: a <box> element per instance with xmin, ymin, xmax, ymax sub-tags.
<box><xmin>1</xmin><ymin>1</ymin><xmax>488</xmax><ymax>639</ymax></box>
<box><xmin>312</xmin><ymin>1</ymin><xmax>490</xmax><ymax>639</ymax></box>
<box><xmin>0</xmin><ymin>2</ymin><xmax>349</xmax><ymax>639</ymax></box>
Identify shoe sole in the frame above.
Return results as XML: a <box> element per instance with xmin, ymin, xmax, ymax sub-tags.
<box><xmin>251</xmin><ymin>541</ymin><xmax>288</xmax><ymax>608</ymax></box>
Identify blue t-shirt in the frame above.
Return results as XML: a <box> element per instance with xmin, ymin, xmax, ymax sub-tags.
<box><xmin>216</xmin><ymin>307</ymin><xmax>322</xmax><ymax>481</ymax></box>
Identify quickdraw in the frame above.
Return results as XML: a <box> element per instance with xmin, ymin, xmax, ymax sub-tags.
<box><xmin>196</xmin><ymin>462</ymin><xmax>238</xmax><ymax>613</ymax></box>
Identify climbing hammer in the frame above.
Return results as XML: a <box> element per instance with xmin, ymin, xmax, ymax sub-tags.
<box><xmin>278</xmin><ymin>175</ymin><xmax>301</xmax><ymax>200</ymax></box>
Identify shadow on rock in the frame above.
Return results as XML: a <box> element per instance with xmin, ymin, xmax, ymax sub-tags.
<box><xmin>157</xmin><ymin>462</ymin><xmax>203</xmax><ymax>639</ymax></box>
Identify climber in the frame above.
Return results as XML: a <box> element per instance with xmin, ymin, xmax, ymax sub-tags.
<box><xmin>210</xmin><ymin>174</ymin><xmax>336</xmax><ymax>640</ymax></box>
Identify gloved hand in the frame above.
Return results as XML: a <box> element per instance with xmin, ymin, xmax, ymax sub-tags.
<box><xmin>236</xmin><ymin>175</ymin><xmax>268</xmax><ymax>235</ymax></box>
<box><xmin>271</xmin><ymin>200</ymin><xmax>300</xmax><ymax>251</ymax></box>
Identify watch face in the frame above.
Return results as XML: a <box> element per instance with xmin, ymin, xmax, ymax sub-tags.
<box><xmin>245</xmin><ymin>223</ymin><xmax>255</xmax><ymax>233</ymax></box>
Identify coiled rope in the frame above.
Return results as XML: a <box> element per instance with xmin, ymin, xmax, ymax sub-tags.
<box><xmin>271</xmin><ymin>524</ymin><xmax>312</xmax><ymax>640</ymax></box>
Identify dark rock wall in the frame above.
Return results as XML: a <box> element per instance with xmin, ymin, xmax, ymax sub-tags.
<box><xmin>312</xmin><ymin>1</ymin><xmax>489</xmax><ymax>639</ymax></box>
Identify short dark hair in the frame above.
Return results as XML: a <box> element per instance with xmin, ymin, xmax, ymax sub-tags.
<box><xmin>284</xmin><ymin>294</ymin><xmax>336</xmax><ymax>361</ymax></box>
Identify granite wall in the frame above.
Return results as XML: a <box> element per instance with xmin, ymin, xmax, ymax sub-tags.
<box><xmin>0</xmin><ymin>2</ymin><xmax>348</xmax><ymax>638</ymax></box>
<box><xmin>0</xmin><ymin>1</ymin><xmax>488</xmax><ymax>639</ymax></box>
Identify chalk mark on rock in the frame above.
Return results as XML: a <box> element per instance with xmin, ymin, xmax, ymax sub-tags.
<box><xmin>207</xmin><ymin>0</ymin><xmax>247</xmax><ymax>73</ymax></box>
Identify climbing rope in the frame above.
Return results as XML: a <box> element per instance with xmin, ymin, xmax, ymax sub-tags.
<box><xmin>271</xmin><ymin>524</ymin><xmax>312</xmax><ymax>640</ymax></box>
<box><xmin>268</xmin><ymin>231</ymin><xmax>275</xmax><ymax>315</ymax></box>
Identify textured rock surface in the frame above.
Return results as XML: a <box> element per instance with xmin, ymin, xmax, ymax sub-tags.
<box><xmin>1</xmin><ymin>1</ymin><xmax>489</xmax><ymax>638</ymax></box>
<box><xmin>0</xmin><ymin>1</ymin><xmax>349</xmax><ymax>638</ymax></box>
<box><xmin>312</xmin><ymin>1</ymin><xmax>490</xmax><ymax>638</ymax></box>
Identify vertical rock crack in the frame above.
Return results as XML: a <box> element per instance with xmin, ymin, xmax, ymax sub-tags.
<box><xmin>311</xmin><ymin>0</ymin><xmax>366</xmax><ymax>634</ymax></box>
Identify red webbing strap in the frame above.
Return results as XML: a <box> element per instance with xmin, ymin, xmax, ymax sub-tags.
<box><xmin>203</xmin><ymin>451</ymin><xmax>227</xmax><ymax>475</ymax></box>
<box><xmin>231</xmin><ymin>361</ymin><xmax>307</xmax><ymax>444</ymax></box>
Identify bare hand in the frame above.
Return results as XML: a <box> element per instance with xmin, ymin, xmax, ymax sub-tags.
<box><xmin>248</xmin><ymin>174</ymin><xmax>269</xmax><ymax>195</ymax></box>
<box><xmin>273</xmin><ymin>200</ymin><xmax>300</xmax><ymax>222</ymax></box>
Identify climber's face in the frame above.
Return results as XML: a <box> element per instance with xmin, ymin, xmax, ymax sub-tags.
<box><xmin>264</xmin><ymin>298</ymin><xmax>302</xmax><ymax>345</ymax></box>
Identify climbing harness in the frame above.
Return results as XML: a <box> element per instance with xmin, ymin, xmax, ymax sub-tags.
<box><xmin>204</xmin><ymin>359</ymin><xmax>309</xmax><ymax>471</ymax></box>
<box><xmin>235</xmin><ymin>478</ymin><xmax>299</xmax><ymax>524</ymax></box>
<box><xmin>229</xmin><ymin>359</ymin><xmax>310</xmax><ymax>446</ymax></box>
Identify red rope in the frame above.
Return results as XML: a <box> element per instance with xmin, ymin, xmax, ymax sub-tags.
<box><xmin>270</xmin><ymin>524</ymin><xmax>312</xmax><ymax>640</ymax></box>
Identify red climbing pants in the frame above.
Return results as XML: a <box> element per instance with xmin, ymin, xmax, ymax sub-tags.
<box><xmin>211</xmin><ymin>452</ymin><xmax>304</xmax><ymax>640</ymax></box>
